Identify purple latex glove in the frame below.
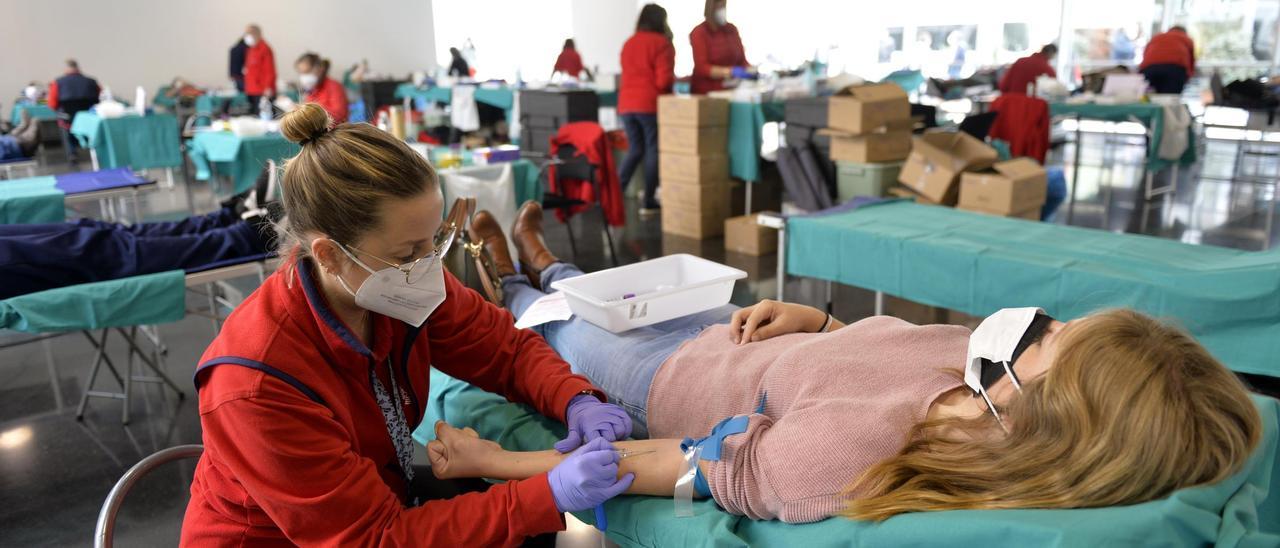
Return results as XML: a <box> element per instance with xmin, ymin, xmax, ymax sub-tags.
<box><xmin>547</xmin><ymin>437</ymin><xmax>636</xmax><ymax>512</ymax></box>
<box><xmin>730</xmin><ymin>66</ymin><xmax>757</xmax><ymax>80</ymax></box>
<box><xmin>555</xmin><ymin>395</ymin><xmax>633</xmax><ymax>453</ymax></box>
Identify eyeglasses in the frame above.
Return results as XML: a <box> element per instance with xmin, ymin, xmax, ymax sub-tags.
<box><xmin>337</xmin><ymin>197</ymin><xmax>475</xmax><ymax>284</ymax></box>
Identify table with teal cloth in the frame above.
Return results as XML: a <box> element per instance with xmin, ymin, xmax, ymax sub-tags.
<box><xmin>69</xmin><ymin>112</ymin><xmax>182</xmax><ymax>170</ymax></box>
<box><xmin>728</xmin><ymin>101</ymin><xmax>785</xmax><ymax>183</ymax></box>
<box><xmin>1049</xmin><ymin>102</ymin><xmax>1197</xmax><ymax>171</ymax></box>
<box><xmin>187</xmin><ymin>131</ymin><xmax>301</xmax><ymax>195</ymax></box>
<box><xmin>0</xmin><ymin>270</ymin><xmax>186</xmax><ymax>333</ymax></box>
<box><xmin>9</xmin><ymin>103</ymin><xmax>58</xmax><ymax>126</ymax></box>
<box><xmin>0</xmin><ymin>176</ymin><xmax>64</xmax><ymax>224</ymax></box>
<box><xmin>786</xmin><ymin>200</ymin><xmax>1280</xmax><ymax>378</ymax></box>
<box><xmin>413</xmin><ymin>367</ymin><xmax>1279</xmax><ymax>547</ymax></box>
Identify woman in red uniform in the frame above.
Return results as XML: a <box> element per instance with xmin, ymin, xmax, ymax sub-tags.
<box><xmin>689</xmin><ymin>0</ymin><xmax>751</xmax><ymax>95</ymax></box>
<box><xmin>180</xmin><ymin>104</ymin><xmax>635</xmax><ymax>546</ymax></box>
<box><xmin>296</xmin><ymin>52</ymin><xmax>349</xmax><ymax>124</ymax></box>
<box><xmin>617</xmin><ymin>4</ymin><xmax>675</xmax><ymax>216</ymax></box>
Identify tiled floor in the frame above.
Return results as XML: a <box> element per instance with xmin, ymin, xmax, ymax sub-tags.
<box><xmin>1</xmin><ymin>128</ymin><xmax>1278</xmax><ymax>546</ymax></box>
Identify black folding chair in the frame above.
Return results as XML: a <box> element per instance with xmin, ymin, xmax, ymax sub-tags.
<box><xmin>536</xmin><ymin>144</ymin><xmax>619</xmax><ymax>267</ymax></box>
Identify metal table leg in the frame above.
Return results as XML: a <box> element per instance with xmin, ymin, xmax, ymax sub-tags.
<box><xmin>1066</xmin><ymin>114</ymin><xmax>1083</xmax><ymax>224</ymax></box>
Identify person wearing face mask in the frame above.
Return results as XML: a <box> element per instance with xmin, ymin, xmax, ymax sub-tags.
<box><xmin>444</xmin><ymin>222</ymin><xmax>1264</xmax><ymax>524</ymax></box>
<box><xmin>241</xmin><ymin>23</ymin><xmax>276</xmax><ymax>115</ymax></box>
<box><xmin>689</xmin><ymin>0</ymin><xmax>753</xmax><ymax>95</ymax></box>
<box><xmin>181</xmin><ymin>104</ymin><xmax>634</xmax><ymax>546</ymax></box>
<box><xmin>295</xmin><ymin>52</ymin><xmax>349</xmax><ymax>124</ymax></box>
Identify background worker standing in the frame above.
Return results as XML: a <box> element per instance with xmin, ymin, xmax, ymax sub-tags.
<box><xmin>242</xmin><ymin>23</ymin><xmax>277</xmax><ymax>114</ymax></box>
<box><xmin>689</xmin><ymin>0</ymin><xmax>751</xmax><ymax>95</ymax></box>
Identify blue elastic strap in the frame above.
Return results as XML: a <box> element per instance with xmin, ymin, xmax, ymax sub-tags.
<box><xmin>680</xmin><ymin>414</ymin><xmax>751</xmax><ymax>499</ymax></box>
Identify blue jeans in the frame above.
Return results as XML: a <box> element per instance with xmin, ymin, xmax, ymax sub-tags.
<box><xmin>504</xmin><ymin>263</ymin><xmax>737</xmax><ymax>438</ymax></box>
<box><xmin>618</xmin><ymin>113</ymin><xmax>659</xmax><ymax>209</ymax></box>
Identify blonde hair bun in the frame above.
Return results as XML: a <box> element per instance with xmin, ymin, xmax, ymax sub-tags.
<box><xmin>280</xmin><ymin>103</ymin><xmax>332</xmax><ymax>145</ymax></box>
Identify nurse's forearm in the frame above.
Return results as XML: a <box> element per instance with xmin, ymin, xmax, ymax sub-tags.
<box><xmin>478</xmin><ymin>439</ymin><xmax>695</xmax><ymax>497</ymax></box>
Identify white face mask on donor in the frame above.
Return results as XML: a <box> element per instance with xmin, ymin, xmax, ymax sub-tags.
<box><xmin>244</xmin><ymin>34</ymin><xmax>257</xmax><ymax>47</ymax></box>
<box><xmin>963</xmin><ymin>307</ymin><xmax>1045</xmax><ymax>429</ymax></box>
<box><xmin>331</xmin><ymin>242</ymin><xmax>447</xmax><ymax>328</ymax></box>
<box><xmin>299</xmin><ymin>73</ymin><xmax>319</xmax><ymax>91</ymax></box>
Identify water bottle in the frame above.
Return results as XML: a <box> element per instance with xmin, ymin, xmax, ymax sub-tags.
<box><xmin>100</xmin><ymin>87</ymin><xmax>114</xmax><ymax>103</ymax></box>
<box><xmin>259</xmin><ymin>96</ymin><xmax>273</xmax><ymax>121</ymax></box>
<box><xmin>135</xmin><ymin>86</ymin><xmax>147</xmax><ymax>116</ymax></box>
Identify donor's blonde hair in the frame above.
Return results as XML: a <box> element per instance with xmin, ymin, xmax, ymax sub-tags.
<box><xmin>844</xmin><ymin>309</ymin><xmax>1262</xmax><ymax>521</ymax></box>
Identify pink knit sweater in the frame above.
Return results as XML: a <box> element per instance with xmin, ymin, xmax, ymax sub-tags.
<box><xmin>646</xmin><ymin>315</ymin><xmax>969</xmax><ymax>523</ymax></box>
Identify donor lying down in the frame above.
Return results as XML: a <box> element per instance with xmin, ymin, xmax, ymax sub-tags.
<box><xmin>427</xmin><ymin>203</ymin><xmax>1263</xmax><ymax>524</ymax></box>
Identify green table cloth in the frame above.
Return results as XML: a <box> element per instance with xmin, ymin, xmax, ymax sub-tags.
<box><xmin>596</xmin><ymin>90</ymin><xmax>618</xmax><ymax>108</ymax></box>
<box><xmin>414</xmin><ymin>368</ymin><xmax>1279</xmax><ymax>547</ymax></box>
<box><xmin>69</xmin><ymin>112</ymin><xmax>182</xmax><ymax>170</ymax></box>
<box><xmin>187</xmin><ymin>131</ymin><xmax>301</xmax><ymax>195</ymax></box>
<box><xmin>9</xmin><ymin>103</ymin><xmax>58</xmax><ymax>126</ymax></box>
<box><xmin>787</xmin><ymin>201</ymin><xmax>1280</xmax><ymax>378</ymax></box>
<box><xmin>0</xmin><ymin>176</ymin><xmax>64</xmax><ymax>224</ymax></box>
<box><xmin>728</xmin><ymin>101</ymin><xmax>785</xmax><ymax>183</ymax></box>
<box><xmin>0</xmin><ymin>270</ymin><xmax>186</xmax><ymax>333</ymax></box>
<box><xmin>1049</xmin><ymin>102</ymin><xmax>1197</xmax><ymax>171</ymax></box>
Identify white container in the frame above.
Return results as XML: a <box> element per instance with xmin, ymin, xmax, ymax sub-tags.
<box><xmin>551</xmin><ymin>254</ymin><xmax>746</xmax><ymax>333</ymax></box>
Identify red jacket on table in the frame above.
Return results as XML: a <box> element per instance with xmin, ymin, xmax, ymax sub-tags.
<box><xmin>244</xmin><ymin>41</ymin><xmax>277</xmax><ymax>96</ymax></box>
<box><xmin>998</xmin><ymin>52</ymin><xmax>1056</xmax><ymax>95</ymax></box>
<box><xmin>689</xmin><ymin>21</ymin><xmax>746</xmax><ymax>95</ymax></box>
<box><xmin>618</xmin><ymin>31</ymin><xmax>675</xmax><ymax>114</ymax></box>
<box><xmin>549</xmin><ymin>122</ymin><xmax>625</xmax><ymax>226</ymax></box>
<box><xmin>306</xmin><ymin>77</ymin><xmax>350</xmax><ymax>124</ymax></box>
<box><xmin>1141</xmin><ymin>30</ymin><xmax>1196</xmax><ymax>75</ymax></box>
<box><xmin>181</xmin><ymin>257</ymin><xmax>601</xmax><ymax>547</ymax></box>
<box><xmin>989</xmin><ymin>93</ymin><xmax>1050</xmax><ymax>164</ymax></box>
<box><xmin>554</xmin><ymin>48</ymin><xmax>586</xmax><ymax>77</ymax></box>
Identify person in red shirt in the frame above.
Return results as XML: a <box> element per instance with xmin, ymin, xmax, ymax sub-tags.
<box><xmin>689</xmin><ymin>0</ymin><xmax>752</xmax><ymax>95</ymax></box>
<box><xmin>180</xmin><ymin>104</ymin><xmax>635</xmax><ymax>546</ymax></box>
<box><xmin>1141</xmin><ymin>26</ymin><xmax>1196</xmax><ymax>94</ymax></box>
<box><xmin>618</xmin><ymin>4</ymin><xmax>675</xmax><ymax>215</ymax></box>
<box><xmin>296</xmin><ymin>52</ymin><xmax>349</xmax><ymax>124</ymax></box>
<box><xmin>242</xmin><ymin>24</ymin><xmax>277</xmax><ymax>115</ymax></box>
<box><xmin>552</xmin><ymin>39</ymin><xmax>593</xmax><ymax>81</ymax></box>
<box><xmin>998</xmin><ymin>44</ymin><xmax>1058</xmax><ymax>95</ymax></box>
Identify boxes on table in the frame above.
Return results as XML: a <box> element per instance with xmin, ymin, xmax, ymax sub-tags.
<box><xmin>724</xmin><ymin>213</ymin><xmax>779</xmax><ymax>256</ymax></box>
<box><xmin>958</xmin><ymin>157</ymin><xmax>1047</xmax><ymax>220</ymax></box>
<box><xmin>836</xmin><ymin>161</ymin><xmax>903</xmax><ymax>201</ymax></box>
<box><xmin>897</xmin><ymin>131</ymin><xmax>998</xmax><ymax>206</ymax></box>
<box><xmin>827</xmin><ymin>83</ymin><xmax>911</xmax><ymax>134</ymax></box>
<box><xmin>519</xmin><ymin>89</ymin><xmax>599</xmax><ymax>154</ymax></box>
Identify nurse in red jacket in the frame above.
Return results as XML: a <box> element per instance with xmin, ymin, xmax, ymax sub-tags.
<box><xmin>296</xmin><ymin>52</ymin><xmax>349</xmax><ymax>124</ymax></box>
<box><xmin>180</xmin><ymin>104</ymin><xmax>634</xmax><ymax>547</ymax></box>
<box><xmin>618</xmin><ymin>4</ymin><xmax>676</xmax><ymax>215</ymax></box>
<box><xmin>689</xmin><ymin>0</ymin><xmax>752</xmax><ymax>95</ymax></box>
<box><xmin>242</xmin><ymin>24</ymin><xmax>276</xmax><ymax>114</ymax></box>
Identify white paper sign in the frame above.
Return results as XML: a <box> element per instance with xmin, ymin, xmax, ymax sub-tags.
<box><xmin>514</xmin><ymin>292</ymin><xmax>573</xmax><ymax>329</ymax></box>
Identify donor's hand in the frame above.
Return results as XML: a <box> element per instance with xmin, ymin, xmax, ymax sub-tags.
<box><xmin>730</xmin><ymin>300</ymin><xmax>828</xmax><ymax>344</ymax></box>
<box><xmin>427</xmin><ymin>421</ymin><xmax>503</xmax><ymax>480</ymax></box>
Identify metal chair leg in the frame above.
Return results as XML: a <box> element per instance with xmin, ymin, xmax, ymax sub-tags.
<box><xmin>564</xmin><ymin>219</ymin><xmax>578</xmax><ymax>260</ymax></box>
<box><xmin>602</xmin><ymin>222</ymin><xmax>619</xmax><ymax>267</ymax></box>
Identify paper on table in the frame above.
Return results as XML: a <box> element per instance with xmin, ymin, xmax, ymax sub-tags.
<box><xmin>514</xmin><ymin>291</ymin><xmax>573</xmax><ymax>329</ymax></box>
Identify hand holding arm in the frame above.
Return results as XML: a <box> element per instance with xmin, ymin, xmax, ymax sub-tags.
<box><xmin>729</xmin><ymin>300</ymin><xmax>845</xmax><ymax>344</ymax></box>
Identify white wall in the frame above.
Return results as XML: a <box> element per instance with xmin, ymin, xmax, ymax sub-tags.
<box><xmin>0</xmin><ymin>0</ymin><xmax>437</xmax><ymax>104</ymax></box>
<box><xmin>570</xmin><ymin>0</ymin><xmax>640</xmax><ymax>76</ymax></box>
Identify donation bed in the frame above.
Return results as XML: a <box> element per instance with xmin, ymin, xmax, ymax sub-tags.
<box><xmin>0</xmin><ymin>168</ymin><xmax>159</xmax><ymax>224</ymax></box>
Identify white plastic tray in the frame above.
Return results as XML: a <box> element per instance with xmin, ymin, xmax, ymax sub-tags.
<box><xmin>550</xmin><ymin>254</ymin><xmax>746</xmax><ymax>333</ymax></box>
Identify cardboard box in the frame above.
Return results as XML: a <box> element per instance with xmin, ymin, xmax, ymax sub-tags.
<box><xmin>959</xmin><ymin>203</ymin><xmax>1042</xmax><ymax>221</ymax></box>
<box><xmin>887</xmin><ymin>184</ymin><xmax>943</xmax><ymax>205</ymax></box>
<box><xmin>660</xmin><ymin>125</ymin><xmax>728</xmax><ymax>155</ymax></box>
<box><xmin>828</xmin><ymin>83</ymin><xmax>911</xmax><ymax>134</ymax></box>
<box><xmin>658</xmin><ymin>95</ymin><xmax>729</xmax><ymax>127</ymax></box>
<box><xmin>897</xmin><ymin>131</ymin><xmax>998</xmax><ymax>206</ymax></box>
<box><xmin>659</xmin><ymin>152</ymin><xmax>729</xmax><ymax>183</ymax></box>
<box><xmin>958</xmin><ymin>158</ymin><xmax>1047</xmax><ymax>215</ymax></box>
<box><xmin>662</xmin><ymin>205</ymin><xmax>728</xmax><ymax>239</ymax></box>
<box><xmin>820</xmin><ymin>127</ymin><xmax>912</xmax><ymax>163</ymax></box>
<box><xmin>724</xmin><ymin>213</ymin><xmax>779</xmax><ymax>256</ymax></box>
<box><xmin>660</xmin><ymin>180</ymin><xmax>731</xmax><ymax>212</ymax></box>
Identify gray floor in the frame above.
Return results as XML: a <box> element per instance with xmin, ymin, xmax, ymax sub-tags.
<box><xmin>2</xmin><ymin>128</ymin><xmax>1279</xmax><ymax>546</ymax></box>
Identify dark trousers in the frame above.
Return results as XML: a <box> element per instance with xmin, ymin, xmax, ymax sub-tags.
<box><xmin>246</xmin><ymin>95</ymin><xmax>262</xmax><ymax>115</ymax></box>
<box><xmin>619</xmin><ymin>112</ymin><xmax>659</xmax><ymax>208</ymax></box>
<box><xmin>0</xmin><ymin>208</ymin><xmax>266</xmax><ymax>300</ymax></box>
<box><xmin>1141</xmin><ymin>64</ymin><xmax>1189</xmax><ymax>94</ymax></box>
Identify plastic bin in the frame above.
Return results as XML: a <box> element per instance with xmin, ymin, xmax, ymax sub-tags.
<box><xmin>837</xmin><ymin>160</ymin><xmax>902</xmax><ymax>202</ymax></box>
<box><xmin>550</xmin><ymin>254</ymin><xmax>746</xmax><ymax>333</ymax></box>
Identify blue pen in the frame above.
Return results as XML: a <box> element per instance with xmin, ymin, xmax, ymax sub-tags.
<box><xmin>593</xmin><ymin>448</ymin><xmax>652</xmax><ymax>535</ymax></box>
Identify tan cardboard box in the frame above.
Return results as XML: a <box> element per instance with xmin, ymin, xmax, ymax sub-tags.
<box><xmin>820</xmin><ymin>126</ymin><xmax>913</xmax><ymax>163</ymax></box>
<box><xmin>887</xmin><ymin>184</ymin><xmax>944</xmax><ymax>205</ymax></box>
<box><xmin>659</xmin><ymin>152</ymin><xmax>729</xmax><ymax>183</ymax></box>
<box><xmin>958</xmin><ymin>157</ymin><xmax>1047</xmax><ymax>215</ymax></box>
<box><xmin>658</xmin><ymin>95</ymin><xmax>730</xmax><ymax>127</ymax></box>
<box><xmin>958</xmin><ymin>203</ymin><xmax>1042</xmax><ymax>221</ymax></box>
<box><xmin>662</xmin><ymin>205</ymin><xmax>728</xmax><ymax>239</ymax></box>
<box><xmin>724</xmin><ymin>213</ymin><xmax>779</xmax><ymax>256</ymax></box>
<box><xmin>897</xmin><ymin>131</ymin><xmax>998</xmax><ymax>206</ymax></box>
<box><xmin>660</xmin><ymin>180</ymin><xmax>731</xmax><ymax>212</ymax></box>
<box><xmin>828</xmin><ymin>83</ymin><xmax>911</xmax><ymax>134</ymax></box>
<box><xmin>660</xmin><ymin>125</ymin><xmax>728</xmax><ymax>155</ymax></box>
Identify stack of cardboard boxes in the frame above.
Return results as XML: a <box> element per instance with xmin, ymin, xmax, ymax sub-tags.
<box><xmin>893</xmin><ymin>130</ymin><xmax>1047</xmax><ymax>220</ymax></box>
<box><xmin>657</xmin><ymin>95</ymin><xmax>731</xmax><ymax>239</ymax></box>
<box><xmin>820</xmin><ymin>83</ymin><xmax>914</xmax><ymax>201</ymax></box>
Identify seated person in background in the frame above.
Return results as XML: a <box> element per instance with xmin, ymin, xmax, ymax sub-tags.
<box><xmin>295</xmin><ymin>52</ymin><xmax>348</xmax><ymax>124</ymax></box>
<box><xmin>0</xmin><ymin>165</ymin><xmax>280</xmax><ymax>300</ymax></box>
<box><xmin>998</xmin><ymin>44</ymin><xmax>1057</xmax><ymax>95</ymax></box>
<box><xmin>428</xmin><ymin>201</ymin><xmax>1264</xmax><ymax>524</ymax></box>
<box><xmin>1141</xmin><ymin>26</ymin><xmax>1196</xmax><ymax>94</ymax></box>
<box><xmin>164</xmin><ymin>77</ymin><xmax>206</xmax><ymax>100</ymax></box>
<box><xmin>0</xmin><ymin>110</ymin><xmax>41</xmax><ymax>160</ymax></box>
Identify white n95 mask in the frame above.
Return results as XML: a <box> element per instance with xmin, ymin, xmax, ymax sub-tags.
<box><xmin>24</xmin><ymin>86</ymin><xmax>39</xmax><ymax>101</ymax></box>
<box><xmin>333</xmin><ymin>245</ymin><xmax>447</xmax><ymax>328</ymax></box>
<box><xmin>964</xmin><ymin>307</ymin><xmax>1051</xmax><ymax>428</ymax></box>
<box><xmin>244</xmin><ymin>34</ymin><xmax>257</xmax><ymax>47</ymax></box>
<box><xmin>299</xmin><ymin>73</ymin><xmax>319</xmax><ymax>91</ymax></box>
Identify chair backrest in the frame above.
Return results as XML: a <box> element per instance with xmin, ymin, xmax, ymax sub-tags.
<box><xmin>95</xmin><ymin>444</ymin><xmax>203</xmax><ymax>548</ymax></box>
<box><xmin>959</xmin><ymin>111</ymin><xmax>999</xmax><ymax>141</ymax></box>
<box><xmin>554</xmin><ymin>144</ymin><xmax>595</xmax><ymax>182</ymax></box>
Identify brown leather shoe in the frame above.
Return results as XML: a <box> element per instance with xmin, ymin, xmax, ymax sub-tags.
<box><xmin>512</xmin><ymin>200</ymin><xmax>560</xmax><ymax>289</ymax></box>
<box><xmin>467</xmin><ymin>210</ymin><xmax>516</xmax><ymax>306</ymax></box>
